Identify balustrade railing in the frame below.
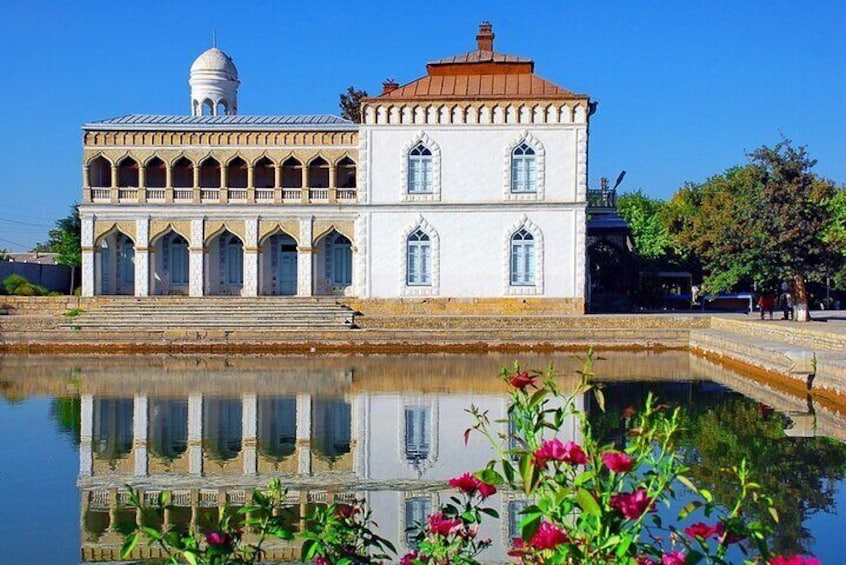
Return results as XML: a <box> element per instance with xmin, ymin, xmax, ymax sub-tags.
<box><xmin>173</xmin><ymin>189</ymin><xmax>193</xmax><ymax>201</ymax></box>
<box><xmin>200</xmin><ymin>189</ymin><xmax>220</xmax><ymax>201</ymax></box>
<box><xmin>117</xmin><ymin>188</ymin><xmax>138</xmax><ymax>200</ymax></box>
<box><xmin>587</xmin><ymin>188</ymin><xmax>617</xmax><ymax>209</ymax></box>
<box><xmin>337</xmin><ymin>188</ymin><xmax>357</xmax><ymax>202</ymax></box>
<box><xmin>146</xmin><ymin>189</ymin><xmax>166</xmax><ymax>202</ymax></box>
<box><xmin>309</xmin><ymin>188</ymin><xmax>329</xmax><ymax>201</ymax></box>
<box><xmin>87</xmin><ymin>186</ymin><xmax>358</xmax><ymax>205</ymax></box>
<box><xmin>282</xmin><ymin>188</ymin><xmax>302</xmax><ymax>202</ymax></box>
<box><xmin>91</xmin><ymin>188</ymin><xmax>110</xmax><ymax>202</ymax></box>
<box><xmin>255</xmin><ymin>188</ymin><xmax>274</xmax><ymax>202</ymax></box>
<box><xmin>228</xmin><ymin>188</ymin><xmax>248</xmax><ymax>201</ymax></box>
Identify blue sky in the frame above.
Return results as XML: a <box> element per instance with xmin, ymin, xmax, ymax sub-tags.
<box><xmin>0</xmin><ymin>0</ymin><xmax>843</xmax><ymax>251</ymax></box>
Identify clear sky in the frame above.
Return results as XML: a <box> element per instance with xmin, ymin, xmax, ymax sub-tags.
<box><xmin>0</xmin><ymin>0</ymin><xmax>843</xmax><ymax>252</ymax></box>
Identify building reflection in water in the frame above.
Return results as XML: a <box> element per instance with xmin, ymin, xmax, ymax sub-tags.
<box><xmin>0</xmin><ymin>351</ymin><xmax>820</xmax><ymax>562</ymax></box>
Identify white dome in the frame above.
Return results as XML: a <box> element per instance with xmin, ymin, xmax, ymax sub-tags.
<box><xmin>190</xmin><ymin>47</ymin><xmax>238</xmax><ymax>80</ymax></box>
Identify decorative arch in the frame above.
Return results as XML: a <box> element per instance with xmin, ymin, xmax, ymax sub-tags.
<box><xmin>94</xmin><ymin>222</ymin><xmax>136</xmax><ymax>247</ymax></box>
<box><xmin>503</xmin><ymin>214</ymin><xmax>544</xmax><ymax>295</ymax></box>
<box><xmin>400</xmin><ymin>215</ymin><xmax>440</xmax><ymax>296</ymax></box>
<box><xmin>335</xmin><ymin>155</ymin><xmax>357</xmax><ymax>189</ymax></box>
<box><xmin>401</xmin><ymin>132</ymin><xmax>441</xmax><ymax>202</ymax></box>
<box><xmin>258</xmin><ymin>226</ymin><xmax>298</xmax><ymax>246</ymax></box>
<box><xmin>313</xmin><ymin>222</ymin><xmax>355</xmax><ymax>246</ymax></box>
<box><xmin>204</xmin><ymin>220</ymin><xmax>245</xmax><ymax>246</ymax></box>
<box><xmin>259</xmin><ymin>220</ymin><xmax>300</xmax><ymax>245</ymax></box>
<box><xmin>149</xmin><ymin>222</ymin><xmax>190</xmax><ymax>246</ymax></box>
<box><xmin>503</xmin><ymin>130</ymin><xmax>546</xmax><ymax>201</ymax></box>
<box><xmin>87</xmin><ymin>154</ymin><xmax>112</xmax><ymax>188</ymax></box>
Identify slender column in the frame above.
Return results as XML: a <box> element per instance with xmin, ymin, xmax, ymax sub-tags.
<box><xmin>138</xmin><ymin>165</ymin><xmax>147</xmax><ymax>203</ymax></box>
<box><xmin>329</xmin><ymin>166</ymin><xmax>337</xmax><ymax>203</ymax></box>
<box><xmin>110</xmin><ymin>165</ymin><xmax>119</xmax><ymax>203</ymax></box>
<box><xmin>192</xmin><ymin>166</ymin><xmax>201</xmax><ymax>203</ymax></box>
<box><xmin>189</xmin><ymin>218</ymin><xmax>204</xmax><ymax>297</ymax></box>
<box><xmin>135</xmin><ymin>218</ymin><xmax>149</xmax><ymax>297</ymax></box>
<box><xmin>82</xmin><ymin>165</ymin><xmax>91</xmax><ymax>203</ymax></box>
<box><xmin>242</xmin><ymin>394</ymin><xmax>258</xmax><ymax>475</ymax></box>
<box><xmin>165</xmin><ymin>164</ymin><xmax>174</xmax><ymax>203</ymax></box>
<box><xmin>220</xmin><ymin>166</ymin><xmax>228</xmax><ymax>204</ymax></box>
<box><xmin>188</xmin><ymin>394</ymin><xmax>203</xmax><ymax>475</ymax></box>
<box><xmin>301</xmin><ymin>166</ymin><xmax>310</xmax><ymax>203</ymax></box>
<box><xmin>81</xmin><ymin>216</ymin><xmax>95</xmax><ymax>296</ymax></box>
<box><xmin>353</xmin><ymin>393</ymin><xmax>368</xmax><ymax>478</ymax></box>
<box><xmin>273</xmin><ymin>164</ymin><xmax>282</xmax><ymax>204</ymax></box>
<box><xmin>79</xmin><ymin>393</ymin><xmax>94</xmax><ymax>477</ymax></box>
<box><xmin>296</xmin><ymin>394</ymin><xmax>312</xmax><ymax>475</ymax></box>
<box><xmin>297</xmin><ymin>218</ymin><xmax>313</xmax><ymax>297</ymax></box>
<box><xmin>243</xmin><ymin>218</ymin><xmax>258</xmax><ymax>297</ymax></box>
<box><xmin>247</xmin><ymin>165</ymin><xmax>255</xmax><ymax>203</ymax></box>
<box><xmin>133</xmin><ymin>394</ymin><xmax>148</xmax><ymax>477</ymax></box>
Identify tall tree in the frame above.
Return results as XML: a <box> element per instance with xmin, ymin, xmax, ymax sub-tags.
<box><xmin>664</xmin><ymin>140</ymin><xmax>841</xmax><ymax>320</ymax></box>
<box><xmin>339</xmin><ymin>86</ymin><xmax>368</xmax><ymax>123</ymax></box>
<box><xmin>35</xmin><ymin>203</ymin><xmax>81</xmax><ymax>268</ymax></box>
<box><xmin>616</xmin><ymin>190</ymin><xmax>674</xmax><ymax>260</ymax></box>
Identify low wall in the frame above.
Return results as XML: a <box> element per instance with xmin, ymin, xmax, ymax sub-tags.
<box><xmin>0</xmin><ymin>262</ymin><xmax>76</xmax><ymax>294</ymax></box>
<box><xmin>342</xmin><ymin>297</ymin><xmax>585</xmax><ymax>316</ymax></box>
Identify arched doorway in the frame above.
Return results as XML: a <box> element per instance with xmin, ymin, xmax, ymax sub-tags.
<box><xmin>260</xmin><ymin>232</ymin><xmax>298</xmax><ymax>296</ymax></box>
<box><xmin>206</xmin><ymin>230</ymin><xmax>243</xmax><ymax>296</ymax></box>
<box><xmin>150</xmin><ymin>230</ymin><xmax>189</xmax><ymax>296</ymax></box>
<box><xmin>96</xmin><ymin>230</ymin><xmax>135</xmax><ymax>295</ymax></box>
<box><xmin>314</xmin><ymin>230</ymin><xmax>352</xmax><ymax>296</ymax></box>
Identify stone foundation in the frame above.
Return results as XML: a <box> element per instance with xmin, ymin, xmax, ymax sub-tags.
<box><xmin>341</xmin><ymin>297</ymin><xmax>585</xmax><ymax>316</ymax></box>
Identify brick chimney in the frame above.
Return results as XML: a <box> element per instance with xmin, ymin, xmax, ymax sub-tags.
<box><xmin>382</xmin><ymin>79</ymin><xmax>399</xmax><ymax>95</ymax></box>
<box><xmin>476</xmin><ymin>21</ymin><xmax>494</xmax><ymax>52</ymax></box>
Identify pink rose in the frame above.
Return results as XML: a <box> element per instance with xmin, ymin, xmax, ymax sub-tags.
<box><xmin>770</xmin><ymin>556</ymin><xmax>822</xmax><ymax>565</ymax></box>
<box><xmin>448</xmin><ymin>472</ymin><xmax>497</xmax><ymax>498</ymax></box>
<box><xmin>427</xmin><ymin>512</ymin><xmax>462</xmax><ymax>536</ymax></box>
<box><xmin>602</xmin><ymin>451</ymin><xmax>635</xmax><ymax>473</ymax></box>
<box><xmin>205</xmin><ymin>531</ymin><xmax>233</xmax><ymax>547</ymax></box>
<box><xmin>509</xmin><ymin>371</ymin><xmax>536</xmax><ymax>389</ymax></box>
<box><xmin>528</xmin><ymin>521</ymin><xmax>569</xmax><ymax>551</ymax></box>
<box><xmin>661</xmin><ymin>551</ymin><xmax>686</xmax><ymax>565</ymax></box>
<box><xmin>534</xmin><ymin>439</ymin><xmax>588</xmax><ymax>467</ymax></box>
<box><xmin>610</xmin><ymin>488</ymin><xmax>652</xmax><ymax>520</ymax></box>
<box><xmin>400</xmin><ymin>551</ymin><xmax>428</xmax><ymax>564</ymax></box>
<box><xmin>684</xmin><ymin>522</ymin><xmax>721</xmax><ymax>539</ymax></box>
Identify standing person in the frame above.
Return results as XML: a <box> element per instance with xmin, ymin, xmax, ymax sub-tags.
<box><xmin>780</xmin><ymin>282</ymin><xmax>793</xmax><ymax>320</ymax></box>
<box><xmin>758</xmin><ymin>293</ymin><xmax>775</xmax><ymax>320</ymax></box>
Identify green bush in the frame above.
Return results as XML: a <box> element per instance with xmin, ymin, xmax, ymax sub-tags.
<box><xmin>1</xmin><ymin>274</ymin><xmax>48</xmax><ymax>296</ymax></box>
<box><xmin>2</xmin><ymin>274</ymin><xmax>28</xmax><ymax>294</ymax></box>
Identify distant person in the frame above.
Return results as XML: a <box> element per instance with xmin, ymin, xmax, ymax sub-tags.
<box><xmin>757</xmin><ymin>293</ymin><xmax>775</xmax><ymax>320</ymax></box>
<box><xmin>780</xmin><ymin>282</ymin><xmax>793</xmax><ymax>320</ymax></box>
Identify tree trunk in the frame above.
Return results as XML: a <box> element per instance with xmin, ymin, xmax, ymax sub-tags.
<box><xmin>794</xmin><ymin>274</ymin><xmax>810</xmax><ymax>322</ymax></box>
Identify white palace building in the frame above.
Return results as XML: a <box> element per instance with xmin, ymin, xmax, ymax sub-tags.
<box><xmin>79</xmin><ymin>23</ymin><xmax>593</xmax><ymax>314</ymax></box>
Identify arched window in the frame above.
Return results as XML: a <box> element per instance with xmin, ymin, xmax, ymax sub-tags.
<box><xmin>172</xmin><ymin>157</ymin><xmax>193</xmax><ymax>188</ymax></box>
<box><xmin>510</xmin><ymin>228</ymin><xmax>535</xmax><ymax>286</ymax></box>
<box><xmin>227</xmin><ymin>157</ymin><xmax>247</xmax><ymax>188</ymax></box>
<box><xmin>404</xmin><ymin>405</ymin><xmax>430</xmax><ymax>465</ymax></box>
<box><xmin>146</xmin><ymin>157</ymin><xmax>166</xmax><ymax>188</ymax></box>
<box><xmin>216</xmin><ymin>101</ymin><xmax>228</xmax><ymax>116</ymax></box>
<box><xmin>89</xmin><ymin>156</ymin><xmax>111</xmax><ymax>187</ymax></box>
<box><xmin>254</xmin><ymin>157</ymin><xmax>275</xmax><ymax>188</ymax></box>
<box><xmin>325</xmin><ymin>232</ymin><xmax>352</xmax><ymax>286</ymax></box>
<box><xmin>407</xmin><ymin>142</ymin><xmax>432</xmax><ymax>193</ymax></box>
<box><xmin>405</xmin><ymin>497</ymin><xmax>432</xmax><ymax>548</ymax></box>
<box><xmin>117</xmin><ymin>157</ymin><xmax>139</xmax><ymax>187</ymax></box>
<box><xmin>336</xmin><ymin>157</ymin><xmax>356</xmax><ymax>188</ymax></box>
<box><xmin>120</xmin><ymin>238</ymin><xmax>135</xmax><ymax>284</ymax></box>
<box><xmin>202</xmin><ymin>99</ymin><xmax>214</xmax><ymax>116</ymax></box>
<box><xmin>406</xmin><ymin>229</ymin><xmax>431</xmax><ymax>286</ymax></box>
<box><xmin>308</xmin><ymin>157</ymin><xmax>329</xmax><ymax>188</ymax></box>
<box><xmin>163</xmin><ymin>233</ymin><xmax>189</xmax><ymax>285</ymax></box>
<box><xmin>511</xmin><ymin>142</ymin><xmax>536</xmax><ymax>193</ymax></box>
<box><xmin>223</xmin><ymin>233</ymin><xmax>243</xmax><ymax>285</ymax></box>
<box><xmin>199</xmin><ymin>158</ymin><xmax>221</xmax><ymax>188</ymax></box>
<box><xmin>281</xmin><ymin>157</ymin><xmax>302</xmax><ymax>188</ymax></box>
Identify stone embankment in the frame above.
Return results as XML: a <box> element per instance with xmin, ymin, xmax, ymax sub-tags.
<box><xmin>1</xmin><ymin>296</ymin><xmax>845</xmax><ymax>399</ymax></box>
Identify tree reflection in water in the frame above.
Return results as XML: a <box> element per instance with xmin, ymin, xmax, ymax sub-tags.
<box><xmin>588</xmin><ymin>382</ymin><xmax>846</xmax><ymax>556</ymax></box>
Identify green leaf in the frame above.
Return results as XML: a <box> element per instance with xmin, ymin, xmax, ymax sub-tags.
<box><xmin>480</xmin><ymin>507</ymin><xmax>500</xmax><ymax>518</ymax></box>
<box><xmin>678</xmin><ymin>500</ymin><xmax>702</xmax><ymax>520</ymax></box>
<box><xmin>593</xmin><ymin>387</ymin><xmax>606</xmax><ymax>412</ymax></box>
<box><xmin>476</xmin><ymin>468</ymin><xmax>504</xmax><ymax>486</ymax></box>
<box><xmin>614</xmin><ymin>535</ymin><xmax>632</xmax><ymax>557</ymax></box>
<box><xmin>576</xmin><ymin>488</ymin><xmax>601</xmax><ymax>517</ymax></box>
<box><xmin>677</xmin><ymin>474</ymin><xmax>698</xmax><ymax>493</ymax></box>
<box><xmin>120</xmin><ymin>532</ymin><xmax>140</xmax><ymax>559</ymax></box>
<box><xmin>686</xmin><ymin>549</ymin><xmax>705</xmax><ymax>564</ymax></box>
<box><xmin>768</xmin><ymin>506</ymin><xmax>780</xmax><ymax>524</ymax></box>
<box><xmin>519</xmin><ymin>453</ymin><xmax>538</xmax><ymax>495</ymax></box>
<box><xmin>183</xmin><ymin>550</ymin><xmax>198</xmax><ymax>565</ymax></box>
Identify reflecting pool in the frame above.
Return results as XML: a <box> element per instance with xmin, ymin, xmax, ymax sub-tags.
<box><xmin>0</xmin><ymin>352</ymin><xmax>844</xmax><ymax>564</ymax></box>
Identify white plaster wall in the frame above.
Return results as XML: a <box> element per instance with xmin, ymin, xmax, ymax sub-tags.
<box><xmin>364</xmin><ymin>125</ymin><xmax>585</xmax><ymax>204</ymax></box>
<box><xmin>367</xmin><ymin>208</ymin><xmax>582</xmax><ymax>298</ymax></box>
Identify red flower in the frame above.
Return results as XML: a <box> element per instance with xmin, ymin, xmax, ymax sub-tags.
<box><xmin>535</xmin><ymin>439</ymin><xmax>589</xmax><ymax>467</ymax></box>
<box><xmin>315</xmin><ymin>558</ymin><xmax>328</xmax><ymax>565</ymax></box>
<box><xmin>205</xmin><ymin>531</ymin><xmax>233</xmax><ymax>547</ymax></box>
<box><xmin>602</xmin><ymin>451</ymin><xmax>635</xmax><ymax>473</ymax></box>
<box><xmin>684</xmin><ymin>522</ymin><xmax>721</xmax><ymax>539</ymax></box>
<box><xmin>528</xmin><ymin>521</ymin><xmax>569</xmax><ymax>551</ymax></box>
<box><xmin>714</xmin><ymin>522</ymin><xmax>745</xmax><ymax>545</ymax></box>
<box><xmin>661</xmin><ymin>551</ymin><xmax>686</xmax><ymax>565</ymax></box>
<box><xmin>333</xmin><ymin>503</ymin><xmax>357</xmax><ymax>519</ymax></box>
<box><xmin>427</xmin><ymin>512</ymin><xmax>462</xmax><ymax>536</ymax></box>
<box><xmin>448</xmin><ymin>472</ymin><xmax>497</xmax><ymax>498</ymax></box>
<box><xmin>610</xmin><ymin>488</ymin><xmax>652</xmax><ymax>520</ymax></box>
<box><xmin>770</xmin><ymin>556</ymin><xmax>822</xmax><ymax>565</ymax></box>
<box><xmin>400</xmin><ymin>551</ymin><xmax>428</xmax><ymax>564</ymax></box>
<box><xmin>635</xmin><ymin>556</ymin><xmax>656</xmax><ymax>565</ymax></box>
<box><xmin>509</xmin><ymin>371</ymin><xmax>536</xmax><ymax>389</ymax></box>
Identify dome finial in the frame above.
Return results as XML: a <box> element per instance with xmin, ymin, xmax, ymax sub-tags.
<box><xmin>189</xmin><ymin>44</ymin><xmax>240</xmax><ymax>116</ymax></box>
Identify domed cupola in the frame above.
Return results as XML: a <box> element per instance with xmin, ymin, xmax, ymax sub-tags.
<box><xmin>189</xmin><ymin>46</ymin><xmax>240</xmax><ymax>116</ymax></box>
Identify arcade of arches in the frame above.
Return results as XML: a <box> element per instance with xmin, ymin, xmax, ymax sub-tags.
<box><xmin>90</xmin><ymin>222</ymin><xmax>354</xmax><ymax>297</ymax></box>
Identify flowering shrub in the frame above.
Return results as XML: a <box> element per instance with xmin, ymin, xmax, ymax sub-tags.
<box><xmin>301</xmin><ymin>498</ymin><xmax>395</xmax><ymax>564</ymax></box>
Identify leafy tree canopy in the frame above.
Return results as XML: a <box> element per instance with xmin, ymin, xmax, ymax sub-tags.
<box><xmin>663</xmin><ymin>139</ymin><xmax>842</xmax><ymax>317</ymax></box>
<box><xmin>339</xmin><ymin>86</ymin><xmax>368</xmax><ymax>123</ymax></box>
<box><xmin>33</xmin><ymin>203</ymin><xmax>81</xmax><ymax>268</ymax></box>
<box><xmin>616</xmin><ymin>190</ymin><xmax>675</xmax><ymax>260</ymax></box>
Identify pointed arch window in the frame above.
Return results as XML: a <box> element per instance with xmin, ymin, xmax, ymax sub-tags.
<box><xmin>408</xmin><ymin>143</ymin><xmax>433</xmax><ymax>194</ymax></box>
<box><xmin>222</xmin><ymin>233</ymin><xmax>243</xmax><ymax>285</ymax></box>
<box><xmin>404</xmin><ymin>405</ymin><xmax>431</xmax><ymax>465</ymax></box>
<box><xmin>325</xmin><ymin>232</ymin><xmax>352</xmax><ymax>287</ymax></box>
<box><xmin>163</xmin><ymin>233</ymin><xmax>189</xmax><ymax>285</ymax></box>
<box><xmin>510</xmin><ymin>228</ymin><xmax>535</xmax><ymax>286</ymax></box>
<box><xmin>406</xmin><ymin>229</ymin><xmax>431</xmax><ymax>286</ymax></box>
<box><xmin>511</xmin><ymin>142</ymin><xmax>536</xmax><ymax>193</ymax></box>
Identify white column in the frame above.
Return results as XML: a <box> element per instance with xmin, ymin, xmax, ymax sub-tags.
<box><xmin>188</xmin><ymin>394</ymin><xmax>203</xmax><ymax>475</ymax></box>
<box><xmin>81</xmin><ymin>216</ymin><xmax>95</xmax><ymax>296</ymax></box>
<box><xmin>79</xmin><ymin>393</ymin><xmax>94</xmax><ymax>477</ymax></box>
<box><xmin>354</xmin><ymin>213</ymin><xmax>368</xmax><ymax>298</ymax></box>
<box><xmin>243</xmin><ymin>218</ymin><xmax>258</xmax><ymax>297</ymax></box>
<box><xmin>353</xmin><ymin>391</ymin><xmax>369</xmax><ymax>478</ymax></box>
<box><xmin>297</xmin><ymin>217</ymin><xmax>313</xmax><ymax>297</ymax></box>
<box><xmin>242</xmin><ymin>394</ymin><xmax>257</xmax><ymax>475</ymax></box>
<box><xmin>133</xmin><ymin>394</ymin><xmax>148</xmax><ymax>477</ymax></box>
<box><xmin>296</xmin><ymin>394</ymin><xmax>312</xmax><ymax>475</ymax></box>
<box><xmin>189</xmin><ymin>218</ymin><xmax>204</xmax><ymax>297</ymax></box>
<box><xmin>135</xmin><ymin>217</ymin><xmax>149</xmax><ymax>297</ymax></box>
